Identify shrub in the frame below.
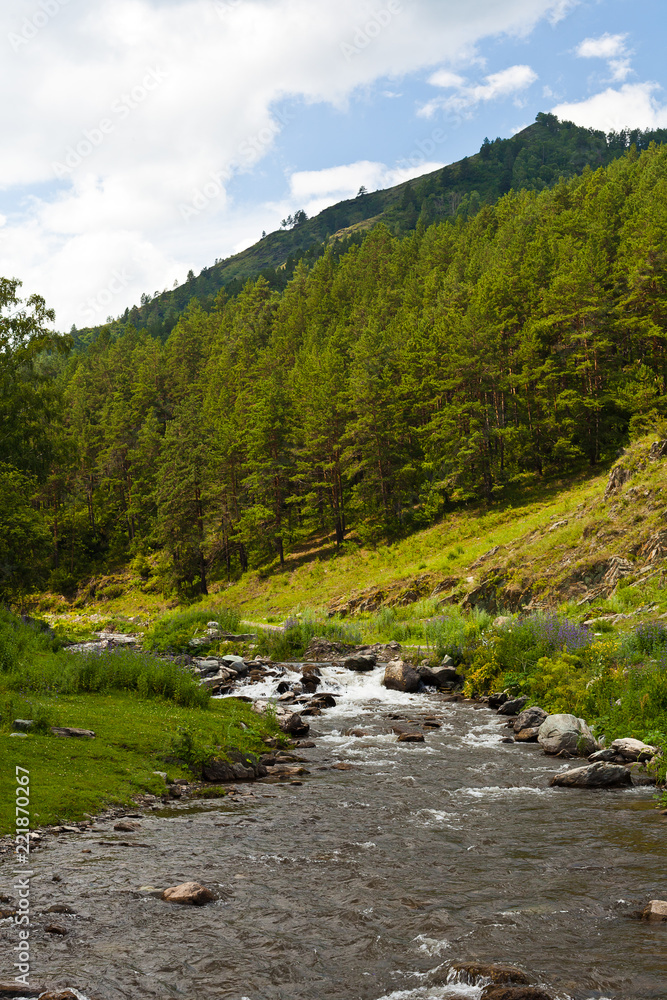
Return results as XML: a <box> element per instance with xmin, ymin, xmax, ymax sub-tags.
<box><xmin>256</xmin><ymin>612</ymin><xmax>362</xmax><ymax>660</ymax></box>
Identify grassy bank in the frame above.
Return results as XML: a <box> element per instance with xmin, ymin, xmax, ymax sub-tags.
<box><xmin>0</xmin><ymin>612</ymin><xmax>281</xmax><ymax>834</ymax></box>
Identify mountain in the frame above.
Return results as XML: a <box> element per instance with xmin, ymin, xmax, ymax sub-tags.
<box><xmin>73</xmin><ymin>113</ymin><xmax>667</xmax><ymax>344</ymax></box>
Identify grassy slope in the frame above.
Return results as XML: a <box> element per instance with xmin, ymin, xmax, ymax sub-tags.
<box><xmin>37</xmin><ymin>438</ymin><xmax>667</xmax><ymax>627</ymax></box>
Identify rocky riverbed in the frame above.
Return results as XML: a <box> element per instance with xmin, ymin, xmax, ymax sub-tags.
<box><xmin>1</xmin><ymin>651</ymin><xmax>665</xmax><ymax>1000</ymax></box>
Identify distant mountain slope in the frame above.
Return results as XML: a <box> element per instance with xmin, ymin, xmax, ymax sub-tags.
<box><xmin>74</xmin><ymin>113</ymin><xmax>667</xmax><ymax>344</ymax></box>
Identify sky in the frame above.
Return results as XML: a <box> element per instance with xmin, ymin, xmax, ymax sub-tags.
<box><xmin>1</xmin><ymin>0</ymin><xmax>666</xmax><ymax>330</ymax></box>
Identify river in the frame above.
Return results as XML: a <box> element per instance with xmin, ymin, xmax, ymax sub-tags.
<box><xmin>1</xmin><ymin>662</ymin><xmax>665</xmax><ymax>999</ymax></box>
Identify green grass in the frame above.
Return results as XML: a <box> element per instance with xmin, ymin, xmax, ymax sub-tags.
<box><xmin>0</xmin><ymin>693</ymin><xmax>281</xmax><ymax>833</ymax></box>
<box><xmin>142</xmin><ymin>606</ymin><xmax>241</xmax><ymax>654</ymax></box>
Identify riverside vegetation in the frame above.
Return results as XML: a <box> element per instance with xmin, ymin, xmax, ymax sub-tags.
<box><xmin>2</xmin><ymin>114</ymin><xmax>667</xmax><ymax>827</ymax></box>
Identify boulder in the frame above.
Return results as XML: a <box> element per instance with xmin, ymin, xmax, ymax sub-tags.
<box><xmin>397</xmin><ymin>732</ymin><xmax>425</xmax><ymax>742</ymax></box>
<box><xmin>383</xmin><ymin>660</ymin><xmax>421</xmax><ymax>693</ymax></box>
<box><xmin>440</xmin><ymin>654</ymin><xmax>455</xmax><ymax>667</ymax></box>
<box><xmin>221</xmin><ymin>655</ymin><xmax>248</xmax><ymax>676</ymax></box>
<box><xmin>513</xmin><ymin>706</ymin><xmax>548</xmax><ymax>733</ymax></box>
<box><xmin>162</xmin><ymin>881</ymin><xmax>215</xmax><ymax>906</ymax></box>
<box><xmin>345</xmin><ymin>729</ymin><xmax>370</xmax><ymax>737</ymax></box>
<box><xmin>280</xmin><ymin>712</ymin><xmax>310</xmax><ymax>737</ymax></box>
<box><xmin>488</xmin><ymin>692</ymin><xmax>509</xmax><ymax>709</ymax></box>
<box><xmin>449</xmin><ymin>963</ymin><xmax>530</xmax><ymax>986</ymax></box>
<box><xmin>609</xmin><ymin>737</ymin><xmax>657</xmax><ymax>762</ymax></box>
<box><xmin>38</xmin><ymin>992</ymin><xmax>79</xmax><ymax>1000</ymax></box>
<box><xmin>343</xmin><ymin>654</ymin><xmax>376</xmax><ymax>672</ymax></box>
<box><xmin>550</xmin><ymin>762</ymin><xmax>632</xmax><ymax>789</ymax></box>
<box><xmin>649</xmin><ymin>439</ymin><xmax>667</xmax><ymax>461</ymax></box>
<box><xmin>13</xmin><ymin>719</ymin><xmax>34</xmax><ymax>732</ymax></box>
<box><xmin>514</xmin><ymin>727</ymin><xmax>540</xmax><ymax>742</ymax></box>
<box><xmin>626</xmin><ymin>762</ymin><xmax>656</xmax><ymax>786</ymax></box>
<box><xmin>481</xmin><ymin>989</ymin><xmax>553</xmax><ymax>1000</ymax></box>
<box><xmin>415</xmin><ymin>664</ymin><xmax>440</xmax><ymax>686</ymax></box>
<box><xmin>604</xmin><ymin>463</ymin><xmax>631</xmax><ymax>498</ymax></box>
<box><xmin>432</xmin><ymin>666</ymin><xmax>465</xmax><ymax>687</ymax></box>
<box><xmin>50</xmin><ymin>727</ymin><xmax>95</xmax><ymax>739</ymax></box>
<box><xmin>642</xmin><ymin>900</ymin><xmax>667</xmax><ymax>921</ymax></box>
<box><xmin>588</xmin><ymin>748</ymin><xmax>620</xmax><ymax>763</ymax></box>
<box><xmin>44</xmin><ymin>924</ymin><xmax>68</xmax><ymax>935</ymax></box>
<box><xmin>114</xmin><ymin>822</ymin><xmax>140</xmax><ymax>832</ymax></box>
<box><xmin>498</xmin><ymin>696</ymin><xmax>528</xmax><ymax>716</ymax></box>
<box><xmin>0</xmin><ymin>985</ymin><xmax>44</xmax><ymax>998</ymax></box>
<box><xmin>203</xmin><ymin>750</ymin><xmax>267</xmax><ymax>783</ymax></box>
<box><xmin>537</xmin><ymin>714</ymin><xmax>597</xmax><ymax>757</ymax></box>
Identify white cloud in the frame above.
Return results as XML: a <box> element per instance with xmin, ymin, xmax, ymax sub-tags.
<box><xmin>552</xmin><ymin>82</ymin><xmax>667</xmax><ymax>133</ymax></box>
<box><xmin>575</xmin><ymin>31</ymin><xmax>633</xmax><ymax>83</ymax></box>
<box><xmin>420</xmin><ymin>63</ymin><xmax>537</xmax><ymax>118</ymax></box>
<box><xmin>576</xmin><ymin>32</ymin><xmax>627</xmax><ymax>60</ymax></box>
<box><xmin>0</xmin><ymin>0</ymin><xmax>581</xmax><ymax>327</ymax></box>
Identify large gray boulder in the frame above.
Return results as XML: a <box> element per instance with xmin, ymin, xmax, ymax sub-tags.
<box><xmin>537</xmin><ymin>714</ymin><xmax>597</xmax><ymax>757</ymax></box>
<box><xmin>432</xmin><ymin>666</ymin><xmax>465</xmax><ymax>687</ymax></box>
<box><xmin>609</xmin><ymin>737</ymin><xmax>657</xmax><ymax>762</ymax></box>
<box><xmin>382</xmin><ymin>659</ymin><xmax>421</xmax><ymax>693</ymax></box>
<box><xmin>343</xmin><ymin>654</ymin><xmax>376</xmax><ymax>672</ymax></box>
<box><xmin>550</xmin><ymin>762</ymin><xmax>632</xmax><ymax>789</ymax></box>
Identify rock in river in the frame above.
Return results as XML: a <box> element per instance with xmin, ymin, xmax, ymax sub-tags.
<box><xmin>481</xmin><ymin>989</ymin><xmax>553</xmax><ymax>1000</ymax></box>
<box><xmin>513</xmin><ymin>706</ymin><xmax>548</xmax><ymax>733</ymax></box>
<box><xmin>449</xmin><ymin>962</ymin><xmax>530</xmax><ymax>985</ymax></box>
<box><xmin>609</xmin><ymin>737</ymin><xmax>657</xmax><ymax>762</ymax></box>
<box><xmin>498</xmin><ymin>696</ymin><xmax>528</xmax><ymax>716</ymax></box>
<box><xmin>203</xmin><ymin>750</ymin><xmax>267</xmax><ymax>783</ymax></box>
<box><xmin>343</xmin><ymin>654</ymin><xmax>376</xmax><ymax>672</ymax></box>
<box><xmin>642</xmin><ymin>900</ymin><xmax>667</xmax><ymax>921</ymax></box>
<box><xmin>162</xmin><ymin>881</ymin><xmax>215</xmax><ymax>906</ymax></box>
<box><xmin>550</xmin><ymin>762</ymin><xmax>632</xmax><ymax>789</ymax></box>
<box><xmin>383</xmin><ymin>659</ymin><xmax>421</xmax><ymax>693</ymax></box>
<box><xmin>537</xmin><ymin>714</ymin><xmax>597</xmax><ymax>757</ymax></box>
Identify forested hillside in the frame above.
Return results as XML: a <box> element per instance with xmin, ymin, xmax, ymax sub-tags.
<box><xmin>3</xmin><ymin>139</ymin><xmax>667</xmax><ymax>604</ymax></box>
<box><xmin>76</xmin><ymin>114</ymin><xmax>667</xmax><ymax>344</ymax></box>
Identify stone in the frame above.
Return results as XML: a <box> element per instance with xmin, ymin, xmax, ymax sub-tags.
<box><xmin>514</xmin><ymin>727</ymin><xmax>540</xmax><ymax>742</ymax></box>
<box><xmin>441</xmin><ymin>654</ymin><xmax>455</xmax><ymax>667</ymax></box>
<box><xmin>203</xmin><ymin>750</ymin><xmax>266</xmax><ymax>783</ymax></box>
<box><xmin>44</xmin><ymin>924</ymin><xmax>68</xmax><ymax>935</ymax></box>
<box><xmin>0</xmin><ymin>987</ymin><xmax>44</xmax><ymax>998</ymax></box>
<box><xmin>609</xmin><ymin>737</ymin><xmax>657</xmax><ymax>762</ymax></box>
<box><xmin>162</xmin><ymin>881</ymin><xmax>215</xmax><ymax>906</ymax></box>
<box><xmin>383</xmin><ymin>659</ymin><xmax>421</xmax><ymax>693</ymax></box>
<box><xmin>415</xmin><ymin>664</ymin><xmax>441</xmax><ymax>686</ymax></box>
<box><xmin>310</xmin><ymin>693</ymin><xmax>337</xmax><ymax>708</ymax></box>
<box><xmin>13</xmin><ymin>719</ymin><xmax>34</xmax><ymax>732</ymax></box>
<box><xmin>114</xmin><ymin>822</ymin><xmax>140</xmax><ymax>832</ymax></box>
<box><xmin>46</xmin><ymin>904</ymin><xmax>75</xmax><ymax>914</ymax></box>
<box><xmin>642</xmin><ymin>900</ymin><xmax>667</xmax><ymax>921</ymax></box>
<box><xmin>493</xmin><ymin>616</ymin><xmax>513</xmax><ymax>628</ymax></box>
<box><xmin>627</xmin><ymin>762</ymin><xmax>656</xmax><ymax>786</ymax></box>
<box><xmin>480</xmin><ymin>989</ymin><xmax>553</xmax><ymax>1000</ymax></box>
<box><xmin>649</xmin><ymin>439</ymin><xmax>667</xmax><ymax>461</ymax></box>
<box><xmin>604</xmin><ymin>463</ymin><xmax>631</xmax><ymax>498</ymax></box>
<box><xmin>550</xmin><ymin>762</ymin><xmax>633</xmax><ymax>789</ymax></box>
<box><xmin>50</xmin><ymin>727</ymin><xmax>95</xmax><ymax>739</ymax></box>
<box><xmin>221</xmin><ymin>655</ymin><xmax>248</xmax><ymax>676</ymax></box>
<box><xmin>152</xmin><ymin>771</ymin><xmax>168</xmax><ymax>782</ymax></box>
<box><xmin>588</xmin><ymin>748</ymin><xmax>620</xmax><ymax>763</ymax></box>
<box><xmin>280</xmin><ymin>713</ymin><xmax>310</xmax><ymax>737</ymax></box>
<box><xmin>343</xmin><ymin>654</ymin><xmax>376</xmax><ymax>672</ymax></box>
<box><xmin>432</xmin><ymin>666</ymin><xmax>464</xmax><ymax>687</ymax></box>
<box><xmin>498</xmin><ymin>696</ymin><xmax>528</xmax><ymax>716</ymax></box>
<box><xmin>449</xmin><ymin>962</ymin><xmax>530</xmax><ymax>986</ymax></box>
<box><xmin>397</xmin><ymin>733</ymin><xmax>425</xmax><ymax>743</ymax></box>
<box><xmin>38</xmin><ymin>992</ymin><xmax>80</xmax><ymax>1000</ymax></box>
<box><xmin>345</xmin><ymin>729</ymin><xmax>370</xmax><ymax>737</ymax></box>
<box><xmin>488</xmin><ymin>692</ymin><xmax>509</xmax><ymax>709</ymax></box>
<box><xmin>331</xmin><ymin>762</ymin><xmax>353</xmax><ymax>770</ymax></box>
<box><xmin>513</xmin><ymin>706</ymin><xmax>548</xmax><ymax>733</ymax></box>
<box><xmin>537</xmin><ymin>714</ymin><xmax>597</xmax><ymax>757</ymax></box>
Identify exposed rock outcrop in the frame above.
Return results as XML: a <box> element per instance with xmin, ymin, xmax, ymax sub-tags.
<box><xmin>550</xmin><ymin>762</ymin><xmax>632</xmax><ymax>788</ymax></box>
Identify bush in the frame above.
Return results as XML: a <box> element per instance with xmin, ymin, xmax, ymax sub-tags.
<box><xmin>0</xmin><ymin>608</ymin><xmax>55</xmax><ymax>671</ymax></box>
<box><xmin>143</xmin><ymin>607</ymin><xmax>241</xmax><ymax>654</ymax></box>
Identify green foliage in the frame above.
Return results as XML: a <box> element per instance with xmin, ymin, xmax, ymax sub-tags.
<box><xmin>256</xmin><ymin>612</ymin><xmax>362</xmax><ymax>660</ymax></box>
<box><xmin>143</xmin><ymin>606</ymin><xmax>241</xmax><ymax>654</ymax></box>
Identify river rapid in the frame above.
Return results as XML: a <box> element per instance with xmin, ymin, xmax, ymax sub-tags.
<box><xmin>1</xmin><ymin>662</ymin><xmax>665</xmax><ymax>1000</ymax></box>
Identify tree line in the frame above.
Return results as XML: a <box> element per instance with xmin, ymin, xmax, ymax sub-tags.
<box><xmin>2</xmin><ymin>141</ymin><xmax>667</xmax><ymax>601</ymax></box>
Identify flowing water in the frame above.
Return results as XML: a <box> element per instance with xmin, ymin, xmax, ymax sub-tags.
<box><xmin>1</xmin><ymin>663</ymin><xmax>665</xmax><ymax>1000</ymax></box>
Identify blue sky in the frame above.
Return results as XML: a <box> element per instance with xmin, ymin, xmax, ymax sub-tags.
<box><xmin>0</xmin><ymin>0</ymin><xmax>665</xmax><ymax>328</ymax></box>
